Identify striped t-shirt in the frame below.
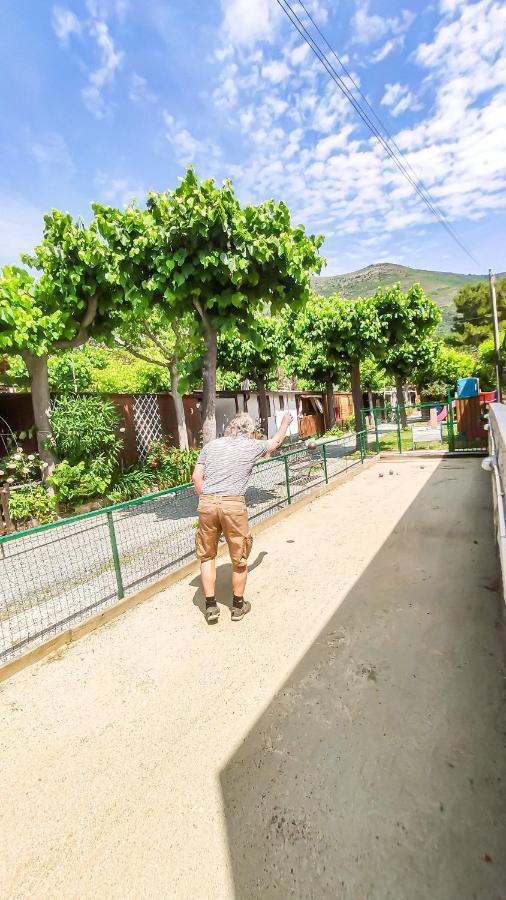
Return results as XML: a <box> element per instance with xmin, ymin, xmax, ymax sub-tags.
<box><xmin>197</xmin><ymin>435</ymin><xmax>270</xmax><ymax>496</ymax></box>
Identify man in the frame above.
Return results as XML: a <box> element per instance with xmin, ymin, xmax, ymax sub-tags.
<box><xmin>192</xmin><ymin>411</ymin><xmax>294</xmax><ymax>623</ymax></box>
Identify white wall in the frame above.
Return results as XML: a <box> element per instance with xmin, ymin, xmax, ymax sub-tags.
<box><xmin>215</xmin><ymin>398</ymin><xmax>238</xmax><ymax>436</ymax></box>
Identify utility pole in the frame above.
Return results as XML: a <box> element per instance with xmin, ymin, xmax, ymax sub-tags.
<box><xmin>489</xmin><ymin>269</ymin><xmax>503</xmax><ymax>403</ymax></box>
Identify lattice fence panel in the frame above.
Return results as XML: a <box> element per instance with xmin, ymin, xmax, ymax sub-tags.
<box><xmin>133</xmin><ymin>394</ymin><xmax>163</xmax><ymax>461</ymax></box>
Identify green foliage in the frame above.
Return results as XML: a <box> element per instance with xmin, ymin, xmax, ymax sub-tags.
<box><xmin>145</xmin><ymin>441</ymin><xmax>199</xmax><ymax>488</ymax></box>
<box><xmin>48</xmin><ymin>460</ymin><xmax>110</xmax><ymax>509</ymax></box>
<box><xmin>50</xmin><ymin>395</ymin><xmax>122</xmax><ymax>469</ymax></box>
<box><xmin>106</xmin><ymin>468</ymin><xmax>155</xmax><ymax>503</ymax></box>
<box><xmin>218</xmin><ymin>314</ymin><xmax>285</xmax><ymax>382</ymax></box>
<box><xmin>451</xmin><ymin>277</ymin><xmax>506</xmax><ymax>350</ymax></box>
<box><xmin>0</xmin><ymin>449</ymin><xmax>42</xmax><ymax>486</ymax></box>
<box><xmin>360</xmin><ymin>357</ymin><xmax>387</xmax><ymax>392</ymax></box>
<box><xmin>93</xmin><ymin>168</ymin><xmax>324</xmax><ymax>389</ymax></box>
<box><xmin>9</xmin><ymin>485</ymin><xmax>57</xmax><ymax>525</ymax></box>
<box><xmin>289</xmin><ymin>293</ymin><xmax>382</xmax><ymax>387</ymax></box>
<box><xmin>21</xmin><ymin>210</ymin><xmax>123</xmax><ymax>347</ymax></box>
<box><xmin>373</xmin><ymin>283</ymin><xmax>441</xmax><ymax>379</ymax></box>
<box><xmin>476</xmin><ymin>336</ymin><xmax>506</xmax><ymax>391</ymax></box>
<box><xmin>413</xmin><ymin>342</ymin><xmax>475</xmax><ymax>392</ymax></box>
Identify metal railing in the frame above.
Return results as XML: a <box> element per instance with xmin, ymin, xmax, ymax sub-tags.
<box><xmin>361</xmin><ymin>397</ymin><xmax>488</xmax><ymax>455</ymax></box>
<box><xmin>0</xmin><ymin>431</ymin><xmax>374</xmax><ymax>664</ymax></box>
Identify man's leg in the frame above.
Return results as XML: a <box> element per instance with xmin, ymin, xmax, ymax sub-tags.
<box><xmin>196</xmin><ymin>497</ymin><xmax>220</xmax><ymax>623</ymax></box>
<box><xmin>200</xmin><ymin>558</ymin><xmax>217</xmax><ymax>598</ymax></box>
<box><xmin>232</xmin><ymin>564</ymin><xmax>248</xmax><ymax>598</ymax></box>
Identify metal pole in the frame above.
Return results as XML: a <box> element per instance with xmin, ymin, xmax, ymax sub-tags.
<box><xmin>447</xmin><ymin>388</ymin><xmax>455</xmax><ymax>452</ymax></box>
<box><xmin>107</xmin><ymin>511</ymin><xmax>125</xmax><ymax>600</ymax></box>
<box><xmin>283</xmin><ymin>456</ymin><xmax>292</xmax><ymax>505</ymax></box>
<box><xmin>395</xmin><ymin>404</ymin><xmax>402</xmax><ymax>453</ymax></box>
<box><xmin>373</xmin><ymin>407</ymin><xmax>380</xmax><ymax>453</ymax></box>
<box><xmin>489</xmin><ymin>270</ymin><xmax>503</xmax><ymax>403</ymax></box>
<box><xmin>322</xmin><ymin>443</ymin><xmax>328</xmax><ymax>483</ymax></box>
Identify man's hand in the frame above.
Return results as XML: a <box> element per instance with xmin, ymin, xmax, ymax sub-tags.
<box><xmin>269</xmin><ymin>411</ymin><xmax>294</xmax><ymax>453</ymax></box>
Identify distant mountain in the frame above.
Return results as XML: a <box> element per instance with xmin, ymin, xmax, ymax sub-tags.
<box><xmin>311</xmin><ymin>263</ymin><xmax>504</xmax><ymax>332</ymax></box>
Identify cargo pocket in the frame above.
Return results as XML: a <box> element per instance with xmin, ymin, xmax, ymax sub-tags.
<box><xmin>238</xmin><ymin>532</ymin><xmax>253</xmax><ymax>567</ymax></box>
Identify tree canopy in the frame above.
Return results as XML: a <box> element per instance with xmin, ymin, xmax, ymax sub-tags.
<box><xmin>94</xmin><ymin>168</ymin><xmax>324</xmax><ymax>442</ymax></box>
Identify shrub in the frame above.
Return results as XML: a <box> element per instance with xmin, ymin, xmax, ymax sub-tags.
<box><xmin>324</xmin><ymin>425</ymin><xmax>344</xmax><ymax>438</ymax></box>
<box><xmin>107</xmin><ymin>468</ymin><xmax>156</xmax><ymax>503</ymax></box>
<box><xmin>48</xmin><ymin>460</ymin><xmax>110</xmax><ymax>509</ymax></box>
<box><xmin>9</xmin><ymin>486</ymin><xmax>57</xmax><ymax>526</ymax></box>
<box><xmin>0</xmin><ymin>449</ymin><xmax>42</xmax><ymax>486</ymax></box>
<box><xmin>145</xmin><ymin>441</ymin><xmax>199</xmax><ymax>488</ymax></box>
<box><xmin>50</xmin><ymin>395</ymin><xmax>122</xmax><ymax>469</ymax></box>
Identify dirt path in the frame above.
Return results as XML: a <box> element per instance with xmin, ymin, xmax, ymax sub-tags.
<box><xmin>1</xmin><ymin>459</ymin><xmax>504</xmax><ymax>899</ymax></box>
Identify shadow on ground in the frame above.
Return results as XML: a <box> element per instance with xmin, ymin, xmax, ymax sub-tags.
<box><xmin>191</xmin><ymin>551</ymin><xmax>268</xmax><ymax>620</ymax></box>
<box><xmin>220</xmin><ymin>461</ymin><xmax>506</xmax><ymax>900</ymax></box>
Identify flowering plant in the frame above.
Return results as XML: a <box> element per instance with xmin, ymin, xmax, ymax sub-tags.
<box><xmin>0</xmin><ymin>449</ymin><xmax>42</xmax><ymax>486</ymax></box>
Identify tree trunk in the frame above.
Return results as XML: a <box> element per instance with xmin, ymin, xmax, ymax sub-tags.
<box><xmin>170</xmin><ymin>363</ymin><xmax>189</xmax><ymax>450</ymax></box>
<box><xmin>24</xmin><ymin>353</ymin><xmax>57</xmax><ymax>479</ymax></box>
<box><xmin>395</xmin><ymin>373</ymin><xmax>407</xmax><ymax>428</ymax></box>
<box><xmin>257</xmin><ymin>374</ymin><xmax>269</xmax><ymax>437</ymax></box>
<box><xmin>350</xmin><ymin>360</ymin><xmax>363</xmax><ymax>435</ymax></box>
<box><xmin>326</xmin><ymin>378</ymin><xmax>335</xmax><ymax>431</ymax></box>
<box><xmin>201</xmin><ymin>327</ymin><xmax>217</xmax><ymax>444</ymax></box>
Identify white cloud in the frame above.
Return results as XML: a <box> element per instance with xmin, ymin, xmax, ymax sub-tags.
<box><xmin>29</xmin><ymin>133</ymin><xmax>75</xmax><ymax>177</ymax></box>
<box><xmin>289</xmin><ymin>43</ymin><xmax>311</xmax><ymax>66</ymax></box>
<box><xmin>95</xmin><ymin>173</ymin><xmax>145</xmax><ymax>207</ymax></box>
<box><xmin>129</xmin><ymin>73</ymin><xmax>156</xmax><ymax>105</ymax></box>
<box><xmin>164</xmin><ymin>112</ymin><xmax>222</xmax><ymax>168</ymax></box>
<box><xmin>52</xmin><ymin>6</ymin><xmax>82</xmax><ymax>44</ymax></box>
<box><xmin>52</xmin><ymin>4</ymin><xmax>124</xmax><ymax>118</ymax></box>
<box><xmin>81</xmin><ymin>20</ymin><xmax>123</xmax><ymax>117</ymax></box>
<box><xmin>220</xmin><ymin>0</ymin><xmax>280</xmax><ymax>47</ymax></box>
<box><xmin>262</xmin><ymin>60</ymin><xmax>291</xmax><ymax>84</ymax></box>
<box><xmin>352</xmin><ymin>1</ymin><xmax>415</xmax><ymax>45</ymax></box>
<box><xmin>381</xmin><ymin>82</ymin><xmax>420</xmax><ymax>116</ymax></box>
<box><xmin>370</xmin><ymin>38</ymin><xmax>402</xmax><ymax>63</ymax></box>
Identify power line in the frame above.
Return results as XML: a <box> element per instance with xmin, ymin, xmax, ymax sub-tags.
<box><xmin>274</xmin><ymin>0</ymin><xmax>480</xmax><ymax>267</ymax></box>
<box><xmin>296</xmin><ymin>0</ymin><xmax>457</xmax><ymax>227</ymax></box>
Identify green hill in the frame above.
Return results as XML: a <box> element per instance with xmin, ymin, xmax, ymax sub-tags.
<box><xmin>311</xmin><ymin>263</ymin><xmax>503</xmax><ymax>332</ymax></box>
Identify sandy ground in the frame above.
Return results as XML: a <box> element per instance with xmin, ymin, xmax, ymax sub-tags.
<box><xmin>1</xmin><ymin>458</ymin><xmax>504</xmax><ymax>899</ymax></box>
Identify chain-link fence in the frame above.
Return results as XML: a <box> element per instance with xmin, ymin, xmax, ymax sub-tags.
<box><xmin>0</xmin><ymin>432</ymin><xmax>373</xmax><ymax>665</ymax></box>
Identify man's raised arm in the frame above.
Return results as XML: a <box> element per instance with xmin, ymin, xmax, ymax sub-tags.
<box><xmin>268</xmin><ymin>412</ymin><xmax>294</xmax><ymax>454</ymax></box>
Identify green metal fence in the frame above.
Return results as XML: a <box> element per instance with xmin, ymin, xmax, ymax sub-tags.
<box><xmin>361</xmin><ymin>397</ymin><xmax>488</xmax><ymax>456</ymax></box>
<box><xmin>0</xmin><ymin>431</ymin><xmax>373</xmax><ymax>664</ymax></box>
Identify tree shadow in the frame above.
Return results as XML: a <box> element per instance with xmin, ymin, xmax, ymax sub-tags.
<box><xmin>191</xmin><ymin>551</ymin><xmax>269</xmax><ymax>620</ymax></box>
<box><xmin>219</xmin><ymin>461</ymin><xmax>506</xmax><ymax>900</ymax></box>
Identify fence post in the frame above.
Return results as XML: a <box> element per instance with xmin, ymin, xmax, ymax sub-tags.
<box><xmin>447</xmin><ymin>388</ymin><xmax>455</xmax><ymax>452</ymax></box>
<box><xmin>107</xmin><ymin>510</ymin><xmax>125</xmax><ymax>600</ymax></box>
<box><xmin>373</xmin><ymin>407</ymin><xmax>380</xmax><ymax>453</ymax></box>
<box><xmin>395</xmin><ymin>404</ymin><xmax>402</xmax><ymax>453</ymax></box>
<box><xmin>283</xmin><ymin>456</ymin><xmax>292</xmax><ymax>505</ymax></box>
<box><xmin>322</xmin><ymin>443</ymin><xmax>328</xmax><ymax>483</ymax></box>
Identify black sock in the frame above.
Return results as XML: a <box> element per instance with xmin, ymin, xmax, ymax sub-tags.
<box><xmin>206</xmin><ymin>596</ymin><xmax>216</xmax><ymax>608</ymax></box>
<box><xmin>233</xmin><ymin>595</ymin><xmax>244</xmax><ymax>608</ymax></box>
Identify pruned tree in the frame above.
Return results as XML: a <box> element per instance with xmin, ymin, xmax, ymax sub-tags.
<box><xmin>373</xmin><ymin>284</ymin><xmax>441</xmax><ymax>426</ymax></box>
<box><xmin>217</xmin><ymin>315</ymin><xmax>284</xmax><ymax>435</ymax></box>
<box><xmin>1</xmin><ymin>212</ymin><xmax>122</xmax><ymax>475</ymax></box>
<box><xmin>95</xmin><ymin>169</ymin><xmax>324</xmax><ymax>444</ymax></box>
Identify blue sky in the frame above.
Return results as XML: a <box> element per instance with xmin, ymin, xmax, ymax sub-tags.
<box><xmin>1</xmin><ymin>0</ymin><xmax>505</xmax><ymax>275</ymax></box>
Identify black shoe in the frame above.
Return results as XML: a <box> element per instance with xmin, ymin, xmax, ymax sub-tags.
<box><xmin>231</xmin><ymin>600</ymin><xmax>251</xmax><ymax>622</ymax></box>
<box><xmin>205</xmin><ymin>604</ymin><xmax>220</xmax><ymax>624</ymax></box>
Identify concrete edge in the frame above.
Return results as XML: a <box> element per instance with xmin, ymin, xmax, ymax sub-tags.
<box><xmin>379</xmin><ymin>451</ymin><xmax>486</xmax><ymax>460</ymax></box>
<box><xmin>0</xmin><ymin>455</ymin><xmax>379</xmax><ymax>683</ymax></box>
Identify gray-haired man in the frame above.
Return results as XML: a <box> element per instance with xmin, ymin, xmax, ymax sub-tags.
<box><xmin>192</xmin><ymin>411</ymin><xmax>293</xmax><ymax>623</ymax></box>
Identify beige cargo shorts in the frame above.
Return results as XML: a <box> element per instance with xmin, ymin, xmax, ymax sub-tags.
<box><xmin>196</xmin><ymin>494</ymin><xmax>253</xmax><ymax>567</ymax></box>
